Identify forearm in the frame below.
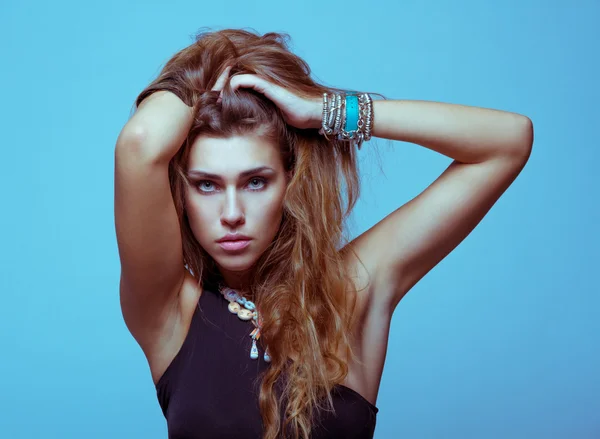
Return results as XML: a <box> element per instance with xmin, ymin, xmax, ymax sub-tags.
<box><xmin>370</xmin><ymin>99</ymin><xmax>533</xmax><ymax>163</ymax></box>
<box><xmin>117</xmin><ymin>91</ymin><xmax>194</xmax><ymax>164</ymax></box>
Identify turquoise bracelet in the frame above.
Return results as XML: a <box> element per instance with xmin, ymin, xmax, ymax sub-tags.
<box><xmin>344</xmin><ymin>94</ymin><xmax>359</xmax><ymax>132</ymax></box>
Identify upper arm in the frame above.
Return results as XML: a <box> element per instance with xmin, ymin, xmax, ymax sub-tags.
<box><xmin>114</xmin><ymin>127</ymin><xmax>186</xmax><ymax>351</ymax></box>
<box><xmin>345</xmin><ymin>149</ymin><xmax>531</xmax><ymax>310</ymax></box>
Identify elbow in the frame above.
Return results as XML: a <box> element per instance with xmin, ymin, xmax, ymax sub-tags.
<box><xmin>115</xmin><ymin>124</ymin><xmax>148</xmax><ymax>152</ymax></box>
<box><xmin>114</xmin><ymin>124</ymin><xmax>161</xmax><ymax>166</ymax></box>
<box><xmin>520</xmin><ymin>115</ymin><xmax>534</xmax><ymax>150</ymax></box>
<box><xmin>509</xmin><ymin>115</ymin><xmax>534</xmax><ymax>162</ymax></box>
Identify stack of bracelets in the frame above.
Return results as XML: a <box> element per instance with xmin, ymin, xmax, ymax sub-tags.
<box><xmin>318</xmin><ymin>92</ymin><xmax>374</xmax><ymax>149</ymax></box>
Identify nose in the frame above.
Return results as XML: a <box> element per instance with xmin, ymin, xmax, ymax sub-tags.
<box><xmin>220</xmin><ymin>187</ymin><xmax>245</xmax><ymax>227</ymax></box>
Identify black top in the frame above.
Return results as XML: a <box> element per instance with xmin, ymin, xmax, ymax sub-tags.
<box><xmin>156</xmin><ymin>287</ymin><xmax>379</xmax><ymax>438</ymax></box>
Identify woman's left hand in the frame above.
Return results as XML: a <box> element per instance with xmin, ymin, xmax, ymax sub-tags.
<box><xmin>223</xmin><ymin>73</ymin><xmax>323</xmax><ymax>130</ymax></box>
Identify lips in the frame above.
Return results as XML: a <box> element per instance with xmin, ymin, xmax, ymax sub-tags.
<box><xmin>218</xmin><ymin>239</ymin><xmax>251</xmax><ymax>251</ymax></box>
<box><xmin>216</xmin><ymin>234</ymin><xmax>252</xmax><ymax>252</ymax></box>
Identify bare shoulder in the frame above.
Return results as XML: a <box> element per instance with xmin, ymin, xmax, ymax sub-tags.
<box><xmin>143</xmin><ymin>270</ymin><xmax>203</xmax><ymax>386</ymax></box>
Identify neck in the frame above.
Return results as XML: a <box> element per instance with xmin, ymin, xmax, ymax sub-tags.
<box><xmin>217</xmin><ymin>266</ymin><xmax>253</xmax><ymax>293</ymax></box>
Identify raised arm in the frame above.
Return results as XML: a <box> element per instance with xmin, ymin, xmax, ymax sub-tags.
<box><xmin>115</xmin><ymin>90</ymin><xmax>194</xmax><ymax>353</ymax></box>
<box><xmin>343</xmin><ymin>99</ymin><xmax>534</xmax><ymax>312</ymax></box>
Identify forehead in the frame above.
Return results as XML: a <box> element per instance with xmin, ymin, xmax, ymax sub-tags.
<box><xmin>188</xmin><ymin>135</ymin><xmax>282</xmax><ymax>172</ymax></box>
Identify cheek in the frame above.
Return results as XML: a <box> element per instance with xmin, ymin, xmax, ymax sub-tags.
<box><xmin>251</xmin><ymin>193</ymin><xmax>285</xmax><ymax>234</ymax></box>
<box><xmin>185</xmin><ymin>194</ymin><xmax>216</xmax><ymax>237</ymax></box>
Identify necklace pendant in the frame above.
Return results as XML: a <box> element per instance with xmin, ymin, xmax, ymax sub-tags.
<box><xmin>244</xmin><ymin>300</ymin><xmax>256</xmax><ymax>311</ymax></box>
<box><xmin>228</xmin><ymin>302</ymin><xmax>241</xmax><ymax>314</ymax></box>
<box><xmin>237</xmin><ymin>309</ymin><xmax>254</xmax><ymax>321</ymax></box>
<box><xmin>250</xmin><ymin>339</ymin><xmax>259</xmax><ymax>360</ymax></box>
<box><xmin>222</xmin><ymin>288</ymin><xmax>239</xmax><ymax>302</ymax></box>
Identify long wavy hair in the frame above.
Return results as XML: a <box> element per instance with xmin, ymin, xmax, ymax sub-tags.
<box><xmin>134</xmin><ymin>28</ymin><xmax>376</xmax><ymax>439</ymax></box>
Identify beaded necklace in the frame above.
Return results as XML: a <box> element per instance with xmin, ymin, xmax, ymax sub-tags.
<box><xmin>218</xmin><ymin>285</ymin><xmax>271</xmax><ymax>362</ymax></box>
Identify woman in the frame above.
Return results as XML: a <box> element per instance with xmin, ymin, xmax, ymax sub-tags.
<box><xmin>114</xmin><ymin>29</ymin><xmax>533</xmax><ymax>439</ymax></box>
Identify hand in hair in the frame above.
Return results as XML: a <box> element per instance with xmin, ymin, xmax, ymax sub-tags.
<box><xmin>212</xmin><ymin>65</ymin><xmax>233</xmax><ymax>93</ymax></box>
<box><xmin>224</xmin><ymin>73</ymin><xmax>323</xmax><ymax>130</ymax></box>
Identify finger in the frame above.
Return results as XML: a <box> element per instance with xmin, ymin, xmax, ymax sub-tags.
<box><xmin>212</xmin><ymin>66</ymin><xmax>231</xmax><ymax>91</ymax></box>
<box><xmin>230</xmin><ymin>74</ymin><xmax>269</xmax><ymax>95</ymax></box>
<box><xmin>211</xmin><ymin>65</ymin><xmax>232</xmax><ymax>92</ymax></box>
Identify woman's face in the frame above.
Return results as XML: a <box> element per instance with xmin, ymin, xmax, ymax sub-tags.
<box><xmin>185</xmin><ymin>134</ymin><xmax>288</xmax><ymax>283</ymax></box>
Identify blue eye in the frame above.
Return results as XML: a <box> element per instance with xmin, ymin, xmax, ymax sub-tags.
<box><xmin>248</xmin><ymin>178</ymin><xmax>266</xmax><ymax>190</ymax></box>
<box><xmin>198</xmin><ymin>181</ymin><xmax>216</xmax><ymax>192</ymax></box>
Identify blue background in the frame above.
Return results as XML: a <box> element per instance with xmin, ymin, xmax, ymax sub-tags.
<box><xmin>1</xmin><ymin>1</ymin><xmax>598</xmax><ymax>438</ymax></box>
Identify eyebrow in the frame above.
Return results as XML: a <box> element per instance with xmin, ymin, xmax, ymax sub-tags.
<box><xmin>186</xmin><ymin>166</ymin><xmax>276</xmax><ymax>180</ymax></box>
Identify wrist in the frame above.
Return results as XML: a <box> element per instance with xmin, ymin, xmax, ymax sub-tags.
<box><xmin>309</xmin><ymin>97</ymin><xmax>324</xmax><ymax>130</ymax></box>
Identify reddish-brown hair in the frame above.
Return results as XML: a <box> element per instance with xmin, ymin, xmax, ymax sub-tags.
<box><xmin>135</xmin><ymin>28</ymin><xmax>377</xmax><ymax>439</ymax></box>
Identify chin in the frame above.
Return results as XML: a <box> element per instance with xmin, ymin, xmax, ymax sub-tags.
<box><xmin>214</xmin><ymin>253</ymin><xmax>260</xmax><ymax>273</ymax></box>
